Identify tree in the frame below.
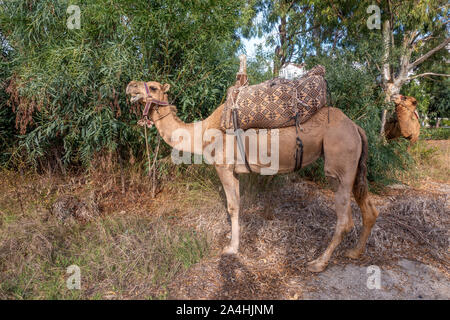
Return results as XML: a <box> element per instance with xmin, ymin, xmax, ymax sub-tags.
<box><xmin>247</xmin><ymin>0</ymin><xmax>314</xmax><ymax>75</ymax></box>
<box><xmin>378</xmin><ymin>0</ymin><xmax>449</xmax><ymax>132</ymax></box>
<box><xmin>250</xmin><ymin>0</ymin><xmax>449</xmax><ymax>133</ymax></box>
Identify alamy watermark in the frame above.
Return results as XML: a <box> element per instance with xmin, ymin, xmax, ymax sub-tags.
<box><xmin>67</xmin><ymin>5</ymin><xmax>81</xmax><ymax>30</ymax></box>
<box><xmin>366</xmin><ymin>5</ymin><xmax>381</xmax><ymax>30</ymax></box>
<box><xmin>66</xmin><ymin>264</ymin><xmax>81</xmax><ymax>290</ymax></box>
<box><xmin>170</xmin><ymin>122</ymin><xmax>280</xmax><ymax>174</ymax></box>
<box><xmin>366</xmin><ymin>265</ymin><xmax>381</xmax><ymax>289</ymax></box>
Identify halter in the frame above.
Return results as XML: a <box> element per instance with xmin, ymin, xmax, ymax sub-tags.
<box><xmin>142</xmin><ymin>82</ymin><xmax>169</xmax><ymax>117</ymax></box>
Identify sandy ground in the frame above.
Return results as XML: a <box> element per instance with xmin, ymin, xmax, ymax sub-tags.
<box><xmin>303</xmin><ymin>259</ymin><xmax>449</xmax><ymax>299</ymax></box>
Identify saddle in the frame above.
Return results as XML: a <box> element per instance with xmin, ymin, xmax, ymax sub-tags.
<box><xmin>220</xmin><ymin>65</ymin><xmax>328</xmax><ymax>131</ymax></box>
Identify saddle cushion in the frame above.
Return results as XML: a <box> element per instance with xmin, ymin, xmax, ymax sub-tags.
<box><xmin>220</xmin><ymin>65</ymin><xmax>327</xmax><ymax>130</ymax></box>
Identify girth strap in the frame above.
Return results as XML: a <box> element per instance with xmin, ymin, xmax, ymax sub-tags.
<box><xmin>232</xmin><ymin>109</ymin><xmax>252</xmax><ymax>173</ymax></box>
<box><xmin>294</xmin><ymin>112</ymin><xmax>304</xmax><ymax>171</ymax></box>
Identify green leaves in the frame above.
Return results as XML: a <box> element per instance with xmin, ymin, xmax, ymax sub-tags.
<box><xmin>0</xmin><ymin>0</ymin><xmax>250</xmax><ymax>169</ymax></box>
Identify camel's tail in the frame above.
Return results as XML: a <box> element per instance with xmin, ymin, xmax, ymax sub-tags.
<box><xmin>353</xmin><ymin>125</ymin><xmax>369</xmax><ymax>202</ymax></box>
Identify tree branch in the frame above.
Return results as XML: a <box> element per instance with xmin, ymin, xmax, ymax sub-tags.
<box><xmin>409</xmin><ymin>37</ymin><xmax>450</xmax><ymax>69</ymax></box>
<box><xmin>407</xmin><ymin>73</ymin><xmax>450</xmax><ymax>80</ymax></box>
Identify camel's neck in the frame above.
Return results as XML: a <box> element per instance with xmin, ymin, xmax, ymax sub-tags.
<box><xmin>150</xmin><ymin>104</ymin><xmax>223</xmax><ymax>154</ymax></box>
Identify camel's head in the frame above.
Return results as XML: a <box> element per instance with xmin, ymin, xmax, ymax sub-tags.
<box><xmin>392</xmin><ymin>94</ymin><xmax>418</xmax><ymax>112</ymax></box>
<box><xmin>392</xmin><ymin>94</ymin><xmax>419</xmax><ymax>119</ymax></box>
<box><xmin>126</xmin><ymin>81</ymin><xmax>170</xmax><ymax>105</ymax></box>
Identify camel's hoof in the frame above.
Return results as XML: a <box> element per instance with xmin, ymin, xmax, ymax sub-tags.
<box><xmin>306</xmin><ymin>259</ymin><xmax>328</xmax><ymax>273</ymax></box>
<box><xmin>345</xmin><ymin>248</ymin><xmax>362</xmax><ymax>259</ymax></box>
<box><xmin>222</xmin><ymin>245</ymin><xmax>238</xmax><ymax>255</ymax></box>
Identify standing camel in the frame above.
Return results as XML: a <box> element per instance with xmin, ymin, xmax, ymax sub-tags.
<box><xmin>126</xmin><ymin>80</ymin><xmax>379</xmax><ymax>272</ymax></box>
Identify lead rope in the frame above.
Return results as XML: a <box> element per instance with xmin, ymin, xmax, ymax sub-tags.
<box><xmin>293</xmin><ymin>88</ymin><xmax>304</xmax><ymax>171</ymax></box>
<box><xmin>144</xmin><ymin>124</ymin><xmax>152</xmax><ymax>178</ymax></box>
<box><xmin>143</xmin><ymin>122</ymin><xmax>161</xmax><ymax>197</ymax></box>
<box><xmin>151</xmin><ymin>135</ymin><xmax>160</xmax><ymax>198</ymax></box>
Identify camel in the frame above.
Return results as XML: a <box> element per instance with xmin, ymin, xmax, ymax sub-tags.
<box><xmin>126</xmin><ymin>80</ymin><xmax>379</xmax><ymax>272</ymax></box>
<box><xmin>385</xmin><ymin>94</ymin><xmax>421</xmax><ymax>144</ymax></box>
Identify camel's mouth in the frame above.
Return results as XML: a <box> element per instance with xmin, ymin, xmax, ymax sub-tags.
<box><xmin>129</xmin><ymin>93</ymin><xmax>144</xmax><ymax>104</ymax></box>
<box><xmin>391</xmin><ymin>94</ymin><xmax>401</xmax><ymax>103</ymax></box>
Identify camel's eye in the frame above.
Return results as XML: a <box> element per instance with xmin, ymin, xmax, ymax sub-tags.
<box><xmin>150</xmin><ymin>86</ymin><xmax>157</xmax><ymax>91</ymax></box>
<box><xmin>413</xmin><ymin>101</ymin><xmax>417</xmax><ymax>106</ymax></box>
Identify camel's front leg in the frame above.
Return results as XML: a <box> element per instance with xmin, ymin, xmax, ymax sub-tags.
<box><xmin>215</xmin><ymin>165</ymin><xmax>240</xmax><ymax>254</ymax></box>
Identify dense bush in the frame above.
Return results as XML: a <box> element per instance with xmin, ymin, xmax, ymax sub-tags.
<box><xmin>0</xmin><ymin>0</ymin><xmax>251</xmax><ymax>170</ymax></box>
<box><xmin>0</xmin><ymin>1</ymin><xmax>431</xmax><ymax>186</ymax></box>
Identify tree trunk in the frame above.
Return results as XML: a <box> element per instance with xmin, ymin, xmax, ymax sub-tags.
<box><xmin>380</xmin><ymin>19</ymin><xmax>392</xmax><ymax>135</ymax></box>
<box><xmin>380</xmin><ymin>82</ymin><xmax>402</xmax><ymax>134</ymax></box>
<box><xmin>382</xmin><ymin>20</ymin><xmax>391</xmax><ymax>89</ymax></box>
<box><xmin>380</xmin><ymin>109</ymin><xmax>388</xmax><ymax>135</ymax></box>
<box><xmin>273</xmin><ymin>15</ymin><xmax>287</xmax><ymax>76</ymax></box>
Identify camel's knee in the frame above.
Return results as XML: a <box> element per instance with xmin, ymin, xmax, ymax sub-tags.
<box><xmin>227</xmin><ymin>204</ymin><xmax>239</xmax><ymax>217</ymax></box>
<box><xmin>334</xmin><ymin>193</ymin><xmax>354</xmax><ymax>232</ymax></box>
<box><xmin>326</xmin><ymin>175</ymin><xmax>340</xmax><ymax>192</ymax></box>
<box><xmin>336</xmin><ymin>190</ymin><xmax>351</xmax><ymax>207</ymax></box>
<box><xmin>337</xmin><ymin>214</ymin><xmax>354</xmax><ymax>233</ymax></box>
<box><xmin>365</xmin><ymin>200</ymin><xmax>379</xmax><ymax>226</ymax></box>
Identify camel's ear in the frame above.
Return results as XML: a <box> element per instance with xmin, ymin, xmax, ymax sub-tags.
<box><xmin>162</xmin><ymin>83</ymin><xmax>171</xmax><ymax>93</ymax></box>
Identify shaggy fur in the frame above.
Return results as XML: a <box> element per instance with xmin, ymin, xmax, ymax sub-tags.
<box><xmin>385</xmin><ymin>94</ymin><xmax>421</xmax><ymax>144</ymax></box>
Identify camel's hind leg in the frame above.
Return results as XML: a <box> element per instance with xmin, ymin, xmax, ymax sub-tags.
<box><xmin>306</xmin><ymin>176</ymin><xmax>355</xmax><ymax>272</ymax></box>
<box><xmin>345</xmin><ymin>126</ymin><xmax>379</xmax><ymax>259</ymax></box>
<box><xmin>306</xmin><ymin>123</ymin><xmax>360</xmax><ymax>273</ymax></box>
<box><xmin>345</xmin><ymin>196</ymin><xmax>378</xmax><ymax>259</ymax></box>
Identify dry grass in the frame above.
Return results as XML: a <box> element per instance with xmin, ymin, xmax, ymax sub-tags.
<box><xmin>0</xmin><ymin>168</ymin><xmax>209</xmax><ymax>299</ymax></box>
<box><xmin>0</xmin><ymin>140</ymin><xmax>449</xmax><ymax>299</ymax></box>
<box><xmin>395</xmin><ymin>139</ymin><xmax>449</xmax><ymax>187</ymax></box>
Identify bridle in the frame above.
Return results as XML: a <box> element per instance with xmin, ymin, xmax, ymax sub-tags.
<box><xmin>137</xmin><ymin>82</ymin><xmax>172</xmax><ymax>127</ymax></box>
<box><xmin>137</xmin><ymin>82</ymin><xmax>171</xmax><ymax>180</ymax></box>
<box><xmin>142</xmin><ymin>82</ymin><xmax>170</xmax><ymax>117</ymax></box>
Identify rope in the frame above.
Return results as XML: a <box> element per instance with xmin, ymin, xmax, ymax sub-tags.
<box><xmin>143</xmin><ymin>124</ymin><xmax>161</xmax><ymax>197</ymax></box>
<box><xmin>144</xmin><ymin>124</ymin><xmax>152</xmax><ymax>177</ymax></box>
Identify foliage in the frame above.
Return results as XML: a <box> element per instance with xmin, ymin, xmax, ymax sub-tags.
<box><xmin>0</xmin><ymin>0</ymin><xmax>251</xmax><ymax>169</ymax></box>
<box><xmin>0</xmin><ymin>32</ymin><xmax>14</xmax><ymax>165</ymax></box>
<box><xmin>421</xmin><ymin>128</ymin><xmax>450</xmax><ymax>140</ymax></box>
<box><xmin>0</xmin><ymin>0</ymin><xmax>447</xmax><ymax>185</ymax></box>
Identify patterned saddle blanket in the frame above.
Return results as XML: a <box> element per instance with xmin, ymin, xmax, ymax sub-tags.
<box><xmin>220</xmin><ymin>65</ymin><xmax>327</xmax><ymax>130</ymax></box>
